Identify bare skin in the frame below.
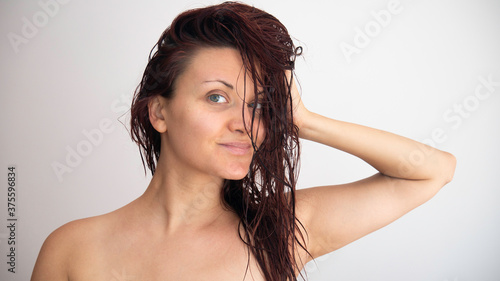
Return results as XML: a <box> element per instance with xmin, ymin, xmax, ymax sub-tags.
<box><xmin>31</xmin><ymin>47</ymin><xmax>456</xmax><ymax>280</ymax></box>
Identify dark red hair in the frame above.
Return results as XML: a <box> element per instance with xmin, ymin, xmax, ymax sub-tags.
<box><xmin>130</xmin><ymin>2</ymin><xmax>309</xmax><ymax>280</ymax></box>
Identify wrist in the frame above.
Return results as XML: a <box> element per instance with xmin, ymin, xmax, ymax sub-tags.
<box><xmin>297</xmin><ymin>110</ymin><xmax>319</xmax><ymax>140</ymax></box>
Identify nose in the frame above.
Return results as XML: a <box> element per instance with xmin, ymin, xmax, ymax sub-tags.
<box><xmin>228</xmin><ymin>103</ymin><xmax>253</xmax><ymax>134</ymax></box>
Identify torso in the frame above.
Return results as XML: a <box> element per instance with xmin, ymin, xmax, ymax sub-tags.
<box><xmin>61</xmin><ymin>201</ymin><xmax>308</xmax><ymax>281</ymax></box>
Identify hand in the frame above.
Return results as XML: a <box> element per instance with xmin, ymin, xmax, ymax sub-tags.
<box><xmin>286</xmin><ymin>70</ymin><xmax>310</xmax><ymax>134</ymax></box>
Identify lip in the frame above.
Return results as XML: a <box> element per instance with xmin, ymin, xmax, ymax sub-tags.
<box><xmin>219</xmin><ymin>142</ymin><xmax>252</xmax><ymax>155</ymax></box>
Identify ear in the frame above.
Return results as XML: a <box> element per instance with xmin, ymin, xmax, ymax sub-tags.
<box><xmin>148</xmin><ymin>96</ymin><xmax>168</xmax><ymax>133</ymax></box>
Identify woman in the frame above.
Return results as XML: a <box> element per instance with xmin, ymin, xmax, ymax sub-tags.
<box><xmin>31</xmin><ymin>2</ymin><xmax>456</xmax><ymax>280</ymax></box>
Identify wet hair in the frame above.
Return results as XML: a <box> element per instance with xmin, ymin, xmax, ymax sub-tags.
<box><xmin>130</xmin><ymin>2</ymin><xmax>309</xmax><ymax>280</ymax></box>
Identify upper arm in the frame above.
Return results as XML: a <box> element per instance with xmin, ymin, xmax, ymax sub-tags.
<box><xmin>296</xmin><ymin>173</ymin><xmax>450</xmax><ymax>259</ymax></box>
<box><xmin>31</xmin><ymin>223</ymin><xmax>74</xmax><ymax>281</ymax></box>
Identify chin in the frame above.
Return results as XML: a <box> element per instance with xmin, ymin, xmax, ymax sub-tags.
<box><xmin>217</xmin><ymin>161</ymin><xmax>252</xmax><ymax>181</ymax></box>
<box><xmin>221</xmin><ymin>167</ymin><xmax>250</xmax><ymax>181</ymax></box>
<box><xmin>223</xmin><ymin>172</ymin><xmax>249</xmax><ymax>181</ymax></box>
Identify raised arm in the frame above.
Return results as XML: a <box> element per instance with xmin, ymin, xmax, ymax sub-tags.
<box><xmin>291</xmin><ymin>74</ymin><xmax>456</xmax><ymax>259</ymax></box>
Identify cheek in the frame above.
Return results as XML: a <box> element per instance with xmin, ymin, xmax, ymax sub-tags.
<box><xmin>185</xmin><ymin>111</ymin><xmax>222</xmax><ymax>145</ymax></box>
<box><xmin>254</xmin><ymin>120</ymin><xmax>267</xmax><ymax>147</ymax></box>
<box><xmin>168</xmin><ymin>107</ymin><xmax>215</xmax><ymax>147</ymax></box>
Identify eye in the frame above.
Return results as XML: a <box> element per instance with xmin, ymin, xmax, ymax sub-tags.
<box><xmin>208</xmin><ymin>93</ymin><xmax>227</xmax><ymax>103</ymax></box>
<box><xmin>249</xmin><ymin>91</ymin><xmax>265</xmax><ymax>111</ymax></box>
<box><xmin>248</xmin><ymin>100</ymin><xmax>262</xmax><ymax>111</ymax></box>
<box><xmin>248</xmin><ymin>101</ymin><xmax>262</xmax><ymax>110</ymax></box>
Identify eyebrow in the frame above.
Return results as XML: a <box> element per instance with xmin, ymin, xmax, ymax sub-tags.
<box><xmin>203</xmin><ymin>79</ymin><xmax>264</xmax><ymax>98</ymax></box>
<box><xmin>202</xmin><ymin>79</ymin><xmax>234</xmax><ymax>90</ymax></box>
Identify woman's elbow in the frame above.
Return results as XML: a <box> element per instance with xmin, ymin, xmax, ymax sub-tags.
<box><xmin>441</xmin><ymin>151</ymin><xmax>457</xmax><ymax>185</ymax></box>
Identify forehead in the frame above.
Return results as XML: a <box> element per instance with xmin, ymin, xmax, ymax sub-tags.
<box><xmin>178</xmin><ymin>47</ymin><xmax>261</xmax><ymax>93</ymax></box>
<box><xmin>190</xmin><ymin>47</ymin><xmax>243</xmax><ymax>77</ymax></box>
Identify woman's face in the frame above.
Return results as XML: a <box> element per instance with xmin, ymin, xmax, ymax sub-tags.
<box><xmin>159</xmin><ymin>47</ymin><xmax>266</xmax><ymax>182</ymax></box>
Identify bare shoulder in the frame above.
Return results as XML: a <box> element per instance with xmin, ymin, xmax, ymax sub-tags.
<box><xmin>31</xmin><ymin>214</ymin><xmax>112</xmax><ymax>281</ymax></box>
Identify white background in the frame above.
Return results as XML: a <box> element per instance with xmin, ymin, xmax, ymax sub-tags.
<box><xmin>1</xmin><ymin>0</ymin><xmax>499</xmax><ymax>280</ymax></box>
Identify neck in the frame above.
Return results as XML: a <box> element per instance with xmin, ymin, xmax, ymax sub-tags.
<box><xmin>137</xmin><ymin>158</ymin><xmax>234</xmax><ymax>234</ymax></box>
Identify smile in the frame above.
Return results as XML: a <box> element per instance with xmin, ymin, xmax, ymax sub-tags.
<box><xmin>219</xmin><ymin>142</ymin><xmax>252</xmax><ymax>156</ymax></box>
